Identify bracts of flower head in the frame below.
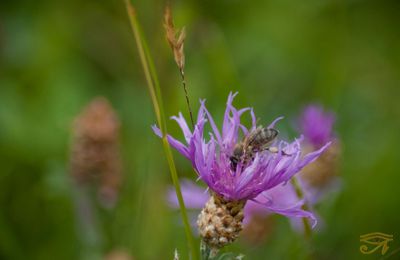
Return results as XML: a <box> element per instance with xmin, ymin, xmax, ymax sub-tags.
<box><xmin>297</xmin><ymin>104</ymin><xmax>341</xmax><ymax>202</ymax></box>
<box><xmin>70</xmin><ymin>97</ymin><xmax>123</xmax><ymax>208</ymax></box>
<box><xmin>168</xmin><ymin>179</ymin><xmax>299</xmax><ymax>245</ymax></box>
<box><xmin>153</xmin><ymin>93</ymin><xmax>330</xmax><ymax>253</ymax></box>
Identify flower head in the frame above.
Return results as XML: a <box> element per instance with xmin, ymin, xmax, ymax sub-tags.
<box><xmin>155</xmin><ymin>93</ymin><xmax>329</xmax><ymax>204</ymax></box>
<box><xmin>299</xmin><ymin>104</ymin><xmax>336</xmax><ymax>148</ymax></box>
<box><xmin>297</xmin><ymin>104</ymin><xmax>341</xmax><ymax>199</ymax></box>
<box><xmin>154</xmin><ymin>93</ymin><xmax>330</xmax><ymax>249</ymax></box>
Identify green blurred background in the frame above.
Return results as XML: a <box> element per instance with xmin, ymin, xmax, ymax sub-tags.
<box><xmin>1</xmin><ymin>0</ymin><xmax>399</xmax><ymax>259</ymax></box>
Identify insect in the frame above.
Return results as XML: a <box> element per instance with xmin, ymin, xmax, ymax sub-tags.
<box><xmin>229</xmin><ymin>126</ymin><xmax>279</xmax><ymax>171</ymax></box>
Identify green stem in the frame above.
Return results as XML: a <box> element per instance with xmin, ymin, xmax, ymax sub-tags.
<box><xmin>125</xmin><ymin>2</ymin><xmax>197</xmax><ymax>259</ymax></box>
<box><xmin>291</xmin><ymin>176</ymin><xmax>316</xmax><ymax>260</ymax></box>
<box><xmin>200</xmin><ymin>240</ymin><xmax>218</xmax><ymax>260</ymax></box>
<box><xmin>291</xmin><ymin>176</ymin><xmax>312</xmax><ymax>239</ymax></box>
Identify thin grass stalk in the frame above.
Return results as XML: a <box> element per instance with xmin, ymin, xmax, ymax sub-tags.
<box><xmin>125</xmin><ymin>2</ymin><xmax>161</xmax><ymax>125</ymax></box>
<box><xmin>179</xmin><ymin>69</ymin><xmax>195</xmax><ymax>129</ymax></box>
<box><xmin>125</xmin><ymin>2</ymin><xmax>197</xmax><ymax>259</ymax></box>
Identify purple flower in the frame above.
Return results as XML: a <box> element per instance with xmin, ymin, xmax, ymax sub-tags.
<box><xmin>299</xmin><ymin>104</ymin><xmax>336</xmax><ymax>148</ymax></box>
<box><xmin>154</xmin><ymin>93</ymin><xmax>330</xmax><ymax>226</ymax></box>
<box><xmin>297</xmin><ymin>104</ymin><xmax>341</xmax><ymax>202</ymax></box>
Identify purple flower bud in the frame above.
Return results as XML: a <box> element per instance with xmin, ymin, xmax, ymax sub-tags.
<box><xmin>299</xmin><ymin>104</ymin><xmax>336</xmax><ymax>148</ymax></box>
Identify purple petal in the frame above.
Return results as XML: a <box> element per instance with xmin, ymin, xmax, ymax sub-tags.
<box><xmin>202</xmin><ymin>101</ymin><xmax>222</xmax><ymax>145</ymax></box>
<box><xmin>250</xmin><ymin>183</ymin><xmax>317</xmax><ymax>228</ymax></box>
<box><xmin>250</xmin><ymin>109</ymin><xmax>257</xmax><ymax>131</ymax></box>
<box><xmin>171</xmin><ymin>112</ymin><xmax>192</xmax><ymax>143</ymax></box>
<box><xmin>298</xmin><ymin>141</ymin><xmax>331</xmax><ymax>169</ymax></box>
<box><xmin>222</xmin><ymin>92</ymin><xmax>237</xmax><ymax>137</ymax></box>
<box><xmin>167</xmin><ymin>179</ymin><xmax>209</xmax><ymax>209</ymax></box>
<box><xmin>264</xmin><ymin>201</ymin><xmax>317</xmax><ymax>228</ymax></box>
<box><xmin>152</xmin><ymin>125</ymin><xmax>191</xmax><ymax>159</ymax></box>
<box><xmin>268</xmin><ymin>116</ymin><xmax>284</xmax><ymax>128</ymax></box>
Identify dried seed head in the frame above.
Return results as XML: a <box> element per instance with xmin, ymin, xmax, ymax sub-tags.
<box><xmin>197</xmin><ymin>193</ymin><xmax>246</xmax><ymax>250</ymax></box>
<box><xmin>164</xmin><ymin>5</ymin><xmax>186</xmax><ymax>71</ymax></box>
<box><xmin>163</xmin><ymin>5</ymin><xmax>194</xmax><ymax>127</ymax></box>
<box><xmin>70</xmin><ymin>97</ymin><xmax>122</xmax><ymax>208</ymax></box>
<box><xmin>300</xmin><ymin>140</ymin><xmax>341</xmax><ymax>188</ymax></box>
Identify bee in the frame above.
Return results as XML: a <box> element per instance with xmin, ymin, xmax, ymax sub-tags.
<box><xmin>229</xmin><ymin>127</ymin><xmax>279</xmax><ymax>171</ymax></box>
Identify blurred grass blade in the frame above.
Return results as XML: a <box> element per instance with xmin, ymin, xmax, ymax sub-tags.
<box><xmin>124</xmin><ymin>1</ymin><xmax>198</xmax><ymax>259</ymax></box>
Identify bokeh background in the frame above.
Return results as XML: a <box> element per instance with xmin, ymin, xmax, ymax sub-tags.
<box><xmin>1</xmin><ymin>0</ymin><xmax>400</xmax><ymax>259</ymax></box>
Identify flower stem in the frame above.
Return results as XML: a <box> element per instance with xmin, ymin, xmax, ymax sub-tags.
<box><xmin>200</xmin><ymin>240</ymin><xmax>218</xmax><ymax>260</ymax></box>
<box><xmin>291</xmin><ymin>176</ymin><xmax>315</xmax><ymax>260</ymax></box>
<box><xmin>291</xmin><ymin>176</ymin><xmax>312</xmax><ymax>238</ymax></box>
<box><xmin>125</xmin><ymin>2</ymin><xmax>197</xmax><ymax>259</ymax></box>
